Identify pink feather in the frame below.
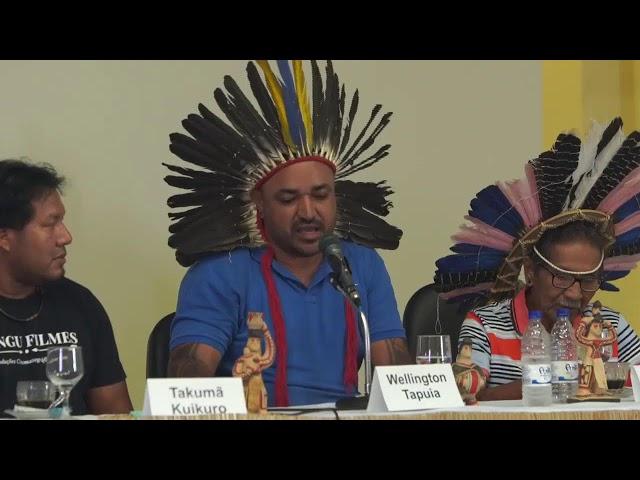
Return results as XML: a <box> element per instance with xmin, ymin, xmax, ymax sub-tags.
<box><xmin>597</xmin><ymin>166</ymin><xmax>640</xmax><ymax>214</ymax></box>
<box><xmin>614</xmin><ymin>211</ymin><xmax>640</xmax><ymax>236</ymax></box>
<box><xmin>604</xmin><ymin>254</ymin><xmax>640</xmax><ymax>272</ymax></box>
<box><xmin>452</xmin><ymin>216</ymin><xmax>516</xmax><ymax>252</ymax></box>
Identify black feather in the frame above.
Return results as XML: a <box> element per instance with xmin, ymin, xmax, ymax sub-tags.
<box><xmin>529</xmin><ymin>133</ymin><xmax>580</xmax><ymax>218</ymax></box>
<box><xmin>335</xmin><ymin>180</ymin><xmax>394</xmax><ymax>216</ymax></box>
<box><xmin>246</xmin><ymin>61</ymin><xmax>282</xmax><ymax>133</ymax></box>
<box><xmin>311</xmin><ymin>60</ymin><xmax>324</xmax><ymax>150</ymax></box>
<box><xmin>339</xmin><ymin>105</ymin><xmax>382</xmax><ymax>167</ymax></box>
<box><xmin>339</xmin><ymin>90</ymin><xmax>359</xmax><ymax>157</ymax></box>
<box><xmin>582</xmin><ymin>130</ymin><xmax>640</xmax><ymax>209</ymax></box>
<box><xmin>336</xmin><ymin>197</ymin><xmax>402</xmax><ymax>250</ymax></box>
<box><xmin>433</xmin><ymin>270</ymin><xmax>498</xmax><ymax>293</ymax></box>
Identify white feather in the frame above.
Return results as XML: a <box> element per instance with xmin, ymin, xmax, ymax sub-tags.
<box><xmin>571</xmin><ymin>121</ymin><xmax>605</xmax><ymax>186</ymax></box>
<box><xmin>566</xmin><ymin>120</ymin><xmax>626</xmax><ymax>209</ymax></box>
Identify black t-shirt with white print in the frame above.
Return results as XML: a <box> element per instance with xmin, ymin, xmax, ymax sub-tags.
<box><xmin>0</xmin><ymin>278</ymin><xmax>126</xmax><ymax>415</ymax></box>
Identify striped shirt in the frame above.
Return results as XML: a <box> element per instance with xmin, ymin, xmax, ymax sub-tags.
<box><xmin>459</xmin><ymin>289</ymin><xmax>640</xmax><ymax>387</ymax></box>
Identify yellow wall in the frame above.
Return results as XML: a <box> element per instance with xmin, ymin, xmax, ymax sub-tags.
<box><xmin>0</xmin><ymin>61</ymin><xmax>543</xmax><ymax>408</ymax></box>
<box><xmin>542</xmin><ymin>60</ymin><xmax>640</xmax><ymax>329</ymax></box>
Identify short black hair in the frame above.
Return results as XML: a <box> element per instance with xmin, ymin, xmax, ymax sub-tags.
<box><xmin>535</xmin><ymin>220</ymin><xmax>609</xmax><ymax>259</ymax></box>
<box><xmin>0</xmin><ymin>159</ymin><xmax>65</xmax><ymax>230</ymax></box>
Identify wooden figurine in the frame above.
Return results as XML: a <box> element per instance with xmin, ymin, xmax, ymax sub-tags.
<box><xmin>452</xmin><ymin>338</ymin><xmax>487</xmax><ymax>405</ymax></box>
<box><xmin>232</xmin><ymin>312</ymin><xmax>275</xmax><ymax>414</ymax></box>
<box><xmin>569</xmin><ymin>301</ymin><xmax>619</xmax><ymax>402</ymax></box>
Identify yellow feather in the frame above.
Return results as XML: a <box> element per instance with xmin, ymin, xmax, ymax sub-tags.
<box><xmin>256</xmin><ymin>60</ymin><xmax>295</xmax><ymax>150</ymax></box>
<box><xmin>293</xmin><ymin>60</ymin><xmax>313</xmax><ymax>149</ymax></box>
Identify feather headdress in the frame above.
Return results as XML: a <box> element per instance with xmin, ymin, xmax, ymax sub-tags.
<box><xmin>164</xmin><ymin>60</ymin><xmax>402</xmax><ymax>266</ymax></box>
<box><xmin>434</xmin><ymin>117</ymin><xmax>640</xmax><ymax>307</ymax></box>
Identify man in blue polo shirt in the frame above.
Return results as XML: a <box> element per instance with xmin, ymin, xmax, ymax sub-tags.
<box><xmin>165</xmin><ymin>60</ymin><xmax>410</xmax><ymax>407</ymax></box>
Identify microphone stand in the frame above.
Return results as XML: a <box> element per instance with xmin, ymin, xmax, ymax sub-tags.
<box><xmin>329</xmin><ymin>274</ymin><xmax>372</xmax><ymax>411</ymax></box>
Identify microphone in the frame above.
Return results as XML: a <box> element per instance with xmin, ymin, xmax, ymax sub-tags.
<box><xmin>319</xmin><ymin>234</ymin><xmax>361</xmax><ymax>308</ymax></box>
<box><xmin>319</xmin><ymin>233</ymin><xmax>371</xmax><ymax>410</ymax></box>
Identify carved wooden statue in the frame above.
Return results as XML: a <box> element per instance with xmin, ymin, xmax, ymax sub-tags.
<box><xmin>571</xmin><ymin>301</ymin><xmax>618</xmax><ymax>402</ymax></box>
<box><xmin>232</xmin><ymin>312</ymin><xmax>275</xmax><ymax>414</ymax></box>
<box><xmin>452</xmin><ymin>338</ymin><xmax>487</xmax><ymax>405</ymax></box>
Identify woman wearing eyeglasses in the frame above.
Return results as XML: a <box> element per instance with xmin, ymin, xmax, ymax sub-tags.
<box><xmin>434</xmin><ymin>118</ymin><xmax>640</xmax><ymax>401</ymax></box>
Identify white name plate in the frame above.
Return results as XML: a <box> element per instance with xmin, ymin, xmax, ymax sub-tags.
<box><xmin>142</xmin><ymin>378</ymin><xmax>247</xmax><ymax>416</ymax></box>
<box><xmin>367</xmin><ymin>364</ymin><xmax>464</xmax><ymax>412</ymax></box>
<box><xmin>631</xmin><ymin>365</ymin><xmax>640</xmax><ymax>402</ymax></box>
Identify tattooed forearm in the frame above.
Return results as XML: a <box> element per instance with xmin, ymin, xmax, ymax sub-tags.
<box><xmin>371</xmin><ymin>338</ymin><xmax>412</xmax><ymax>366</ymax></box>
<box><xmin>167</xmin><ymin>343</ymin><xmax>220</xmax><ymax>377</ymax></box>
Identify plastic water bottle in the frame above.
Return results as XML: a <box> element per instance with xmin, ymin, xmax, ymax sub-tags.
<box><xmin>521</xmin><ymin>310</ymin><xmax>552</xmax><ymax>406</ymax></box>
<box><xmin>551</xmin><ymin>308</ymin><xmax>579</xmax><ymax>403</ymax></box>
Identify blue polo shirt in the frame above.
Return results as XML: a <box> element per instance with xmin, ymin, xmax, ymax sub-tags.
<box><xmin>170</xmin><ymin>240</ymin><xmax>405</xmax><ymax>406</ymax></box>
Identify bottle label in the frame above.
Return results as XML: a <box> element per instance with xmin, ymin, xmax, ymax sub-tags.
<box><xmin>552</xmin><ymin>361</ymin><xmax>579</xmax><ymax>382</ymax></box>
<box><xmin>523</xmin><ymin>364</ymin><xmax>552</xmax><ymax>385</ymax></box>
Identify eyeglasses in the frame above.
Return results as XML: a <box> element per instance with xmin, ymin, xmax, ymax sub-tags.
<box><xmin>537</xmin><ymin>262</ymin><xmax>601</xmax><ymax>292</ymax></box>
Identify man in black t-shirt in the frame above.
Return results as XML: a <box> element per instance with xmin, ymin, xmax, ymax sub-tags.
<box><xmin>0</xmin><ymin>159</ymin><xmax>133</xmax><ymax>415</ymax></box>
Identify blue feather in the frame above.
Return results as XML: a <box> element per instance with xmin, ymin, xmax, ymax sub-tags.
<box><xmin>611</xmin><ymin>227</ymin><xmax>640</xmax><ymax>250</ymax></box>
<box><xmin>600</xmin><ymin>270</ymin><xmax>627</xmax><ymax>292</ymax></box>
<box><xmin>600</xmin><ymin>268</ymin><xmax>633</xmax><ymax>291</ymax></box>
<box><xmin>277</xmin><ymin>60</ymin><xmax>307</xmax><ymax>150</ymax></box>
<box><xmin>602</xmin><ymin>270</ymin><xmax>629</xmax><ymax>282</ymax></box>
<box><xmin>435</xmin><ymin>252</ymin><xmax>503</xmax><ymax>272</ymax></box>
<box><xmin>613</xmin><ymin>194</ymin><xmax>640</xmax><ymax>223</ymax></box>
<box><xmin>450</xmin><ymin>243</ymin><xmax>506</xmax><ymax>256</ymax></box>
<box><xmin>600</xmin><ymin>282</ymin><xmax>620</xmax><ymax>292</ymax></box>
<box><xmin>468</xmin><ymin>185</ymin><xmax>524</xmax><ymax>237</ymax></box>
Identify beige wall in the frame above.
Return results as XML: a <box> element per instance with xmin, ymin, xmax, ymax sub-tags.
<box><xmin>0</xmin><ymin>60</ymin><xmax>542</xmax><ymax>407</ymax></box>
